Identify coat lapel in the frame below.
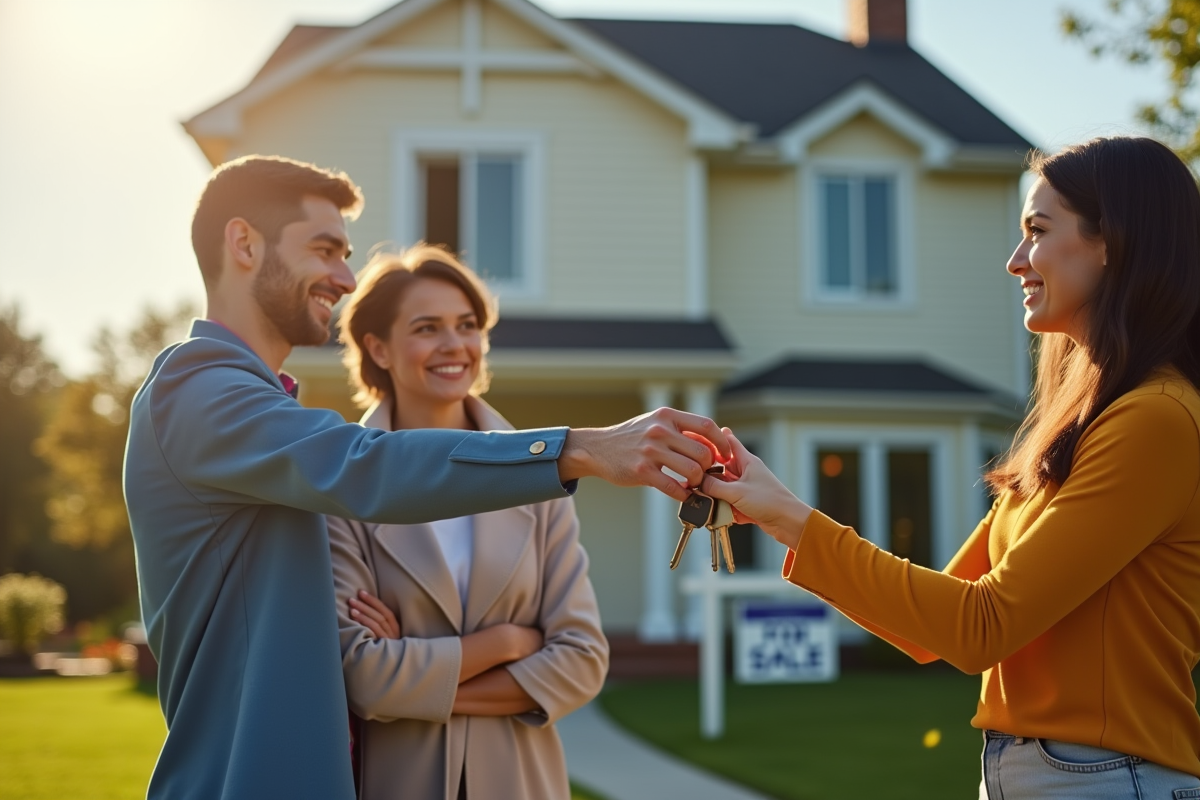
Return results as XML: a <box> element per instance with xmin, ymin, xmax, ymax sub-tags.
<box><xmin>464</xmin><ymin>504</ymin><xmax>536</xmax><ymax>632</ymax></box>
<box><xmin>373</xmin><ymin>524</ymin><xmax>464</xmax><ymax>632</ymax></box>
<box><xmin>361</xmin><ymin>395</ymin><xmax>532</xmax><ymax>633</ymax></box>
<box><xmin>358</xmin><ymin>397</ymin><xmax>467</xmax><ymax>630</ymax></box>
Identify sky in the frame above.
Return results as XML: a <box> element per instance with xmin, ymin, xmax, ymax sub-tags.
<box><xmin>0</xmin><ymin>0</ymin><xmax>1162</xmax><ymax>376</ymax></box>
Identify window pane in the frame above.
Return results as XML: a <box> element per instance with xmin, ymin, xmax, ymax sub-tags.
<box><xmin>817</xmin><ymin>449</ymin><xmax>860</xmax><ymax>531</ymax></box>
<box><xmin>887</xmin><ymin>450</ymin><xmax>932</xmax><ymax>567</ymax></box>
<box><xmin>423</xmin><ymin>159</ymin><xmax>460</xmax><ymax>253</ymax></box>
<box><xmin>821</xmin><ymin>178</ymin><xmax>852</xmax><ymax>289</ymax></box>
<box><xmin>474</xmin><ymin>157</ymin><xmax>520</xmax><ymax>281</ymax></box>
<box><xmin>863</xmin><ymin>177</ymin><xmax>894</xmax><ymax>294</ymax></box>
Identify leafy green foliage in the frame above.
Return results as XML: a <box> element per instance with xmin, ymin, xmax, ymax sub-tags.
<box><xmin>1064</xmin><ymin>0</ymin><xmax>1200</xmax><ymax>159</ymax></box>
<box><xmin>0</xmin><ymin>305</ymin><xmax>61</xmax><ymax>575</ymax></box>
<box><xmin>30</xmin><ymin>301</ymin><xmax>196</xmax><ymax>619</ymax></box>
<box><xmin>0</xmin><ymin>573</ymin><xmax>66</xmax><ymax>656</ymax></box>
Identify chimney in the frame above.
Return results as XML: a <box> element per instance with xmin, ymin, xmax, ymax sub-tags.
<box><xmin>847</xmin><ymin>0</ymin><xmax>907</xmax><ymax>47</ymax></box>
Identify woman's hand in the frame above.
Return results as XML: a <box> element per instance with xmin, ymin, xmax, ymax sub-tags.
<box><xmin>459</xmin><ymin>623</ymin><xmax>542</xmax><ymax>683</ymax></box>
<box><xmin>700</xmin><ymin>428</ymin><xmax>814</xmax><ymax>551</ymax></box>
<box><xmin>349</xmin><ymin>590</ymin><xmax>401</xmax><ymax>639</ymax></box>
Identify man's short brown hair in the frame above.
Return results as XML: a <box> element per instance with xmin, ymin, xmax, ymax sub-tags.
<box><xmin>191</xmin><ymin>155</ymin><xmax>364</xmax><ymax>287</ymax></box>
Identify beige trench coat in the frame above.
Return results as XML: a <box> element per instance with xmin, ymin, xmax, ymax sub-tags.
<box><xmin>327</xmin><ymin>396</ymin><xmax>609</xmax><ymax>800</ymax></box>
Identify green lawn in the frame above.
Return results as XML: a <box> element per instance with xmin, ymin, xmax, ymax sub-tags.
<box><xmin>0</xmin><ymin>676</ymin><xmax>605</xmax><ymax>800</ymax></box>
<box><xmin>0</xmin><ymin>675</ymin><xmax>165</xmax><ymax>800</ymax></box>
<box><xmin>601</xmin><ymin>671</ymin><xmax>984</xmax><ymax>800</ymax></box>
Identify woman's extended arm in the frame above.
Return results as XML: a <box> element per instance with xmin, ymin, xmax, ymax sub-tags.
<box><xmin>702</xmin><ymin>395</ymin><xmax>1200</xmax><ymax>674</ymax></box>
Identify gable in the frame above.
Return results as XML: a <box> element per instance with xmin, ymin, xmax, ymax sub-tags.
<box><xmin>184</xmin><ymin>0</ymin><xmax>745</xmax><ymax>165</ymax></box>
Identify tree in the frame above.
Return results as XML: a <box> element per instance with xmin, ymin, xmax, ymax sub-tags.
<box><xmin>34</xmin><ymin>301</ymin><xmax>196</xmax><ymax>619</ymax></box>
<box><xmin>0</xmin><ymin>305</ymin><xmax>62</xmax><ymax>575</ymax></box>
<box><xmin>1063</xmin><ymin>0</ymin><xmax>1200</xmax><ymax>160</ymax></box>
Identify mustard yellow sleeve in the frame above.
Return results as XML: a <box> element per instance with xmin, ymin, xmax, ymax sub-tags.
<box><xmin>782</xmin><ymin>391</ymin><xmax>1200</xmax><ymax>674</ymax></box>
<box><xmin>816</xmin><ymin>504</ymin><xmax>998</xmax><ymax>664</ymax></box>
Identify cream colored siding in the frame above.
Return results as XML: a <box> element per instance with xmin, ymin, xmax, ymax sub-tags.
<box><xmin>709</xmin><ymin>116</ymin><xmax>1021</xmax><ymax>394</ymax></box>
<box><xmin>374</xmin><ymin>0</ymin><xmax>461</xmax><ymax>47</ymax></box>
<box><xmin>481</xmin><ymin>2</ymin><xmax>559</xmax><ymax>48</ymax></box>
<box><xmin>232</xmin><ymin>2</ymin><xmax>692</xmax><ymax>317</ymax></box>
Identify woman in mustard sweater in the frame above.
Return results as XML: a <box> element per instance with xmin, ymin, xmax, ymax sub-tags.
<box><xmin>703</xmin><ymin>137</ymin><xmax>1200</xmax><ymax>798</ymax></box>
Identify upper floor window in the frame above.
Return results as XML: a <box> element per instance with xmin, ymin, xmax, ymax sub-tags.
<box><xmin>819</xmin><ymin>173</ymin><xmax>897</xmax><ymax>296</ymax></box>
<box><xmin>395</xmin><ymin>130</ymin><xmax>544</xmax><ymax>298</ymax></box>
<box><xmin>804</xmin><ymin>161</ymin><xmax>912</xmax><ymax>307</ymax></box>
<box><xmin>421</xmin><ymin>153</ymin><xmax>523</xmax><ymax>283</ymax></box>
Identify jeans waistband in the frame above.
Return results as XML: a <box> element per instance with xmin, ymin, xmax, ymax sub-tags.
<box><xmin>984</xmin><ymin>729</ymin><xmax>1024</xmax><ymax>742</ymax></box>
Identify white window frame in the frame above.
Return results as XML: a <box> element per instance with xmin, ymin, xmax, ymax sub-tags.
<box><xmin>800</xmin><ymin>157</ymin><xmax>916</xmax><ymax>309</ymax></box>
<box><xmin>393</xmin><ymin>128</ymin><xmax>546</xmax><ymax>299</ymax></box>
<box><xmin>794</xmin><ymin>426</ymin><xmax>955</xmax><ymax>569</ymax></box>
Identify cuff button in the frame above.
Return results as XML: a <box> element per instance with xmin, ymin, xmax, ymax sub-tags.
<box><xmin>529</xmin><ymin>440</ymin><xmax>547</xmax><ymax>455</ymax></box>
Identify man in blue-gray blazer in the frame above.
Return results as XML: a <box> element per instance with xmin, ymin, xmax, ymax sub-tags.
<box><xmin>124</xmin><ymin>156</ymin><xmax>728</xmax><ymax>800</ymax></box>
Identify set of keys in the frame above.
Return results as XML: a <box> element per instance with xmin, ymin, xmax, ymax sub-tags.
<box><xmin>669</xmin><ymin>465</ymin><xmax>736</xmax><ymax>574</ymax></box>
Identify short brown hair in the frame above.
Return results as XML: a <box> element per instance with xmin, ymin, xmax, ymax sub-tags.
<box><xmin>339</xmin><ymin>245</ymin><xmax>497</xmax><ymax>408</ymax></box>
<box><xmin>191</xmin><ymin>155</ymin><xmax>364</xmax><ymax>287</ymax></box>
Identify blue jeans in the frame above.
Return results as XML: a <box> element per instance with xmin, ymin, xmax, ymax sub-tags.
<box><xmin>981</xmin><ymin>730</ymin><xmax>1200</xmax><ymax>799</ymax></box>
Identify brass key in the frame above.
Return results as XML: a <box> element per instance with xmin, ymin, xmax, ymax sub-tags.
<box><xmin>710</xmin><ymin>499</ymin><xmax>736</xmax><ymax>574</ymax></box>
<box><xmin>671</xmin><ymin>491</ymin><xmax>715</xmax><ymax>570</ymax></box>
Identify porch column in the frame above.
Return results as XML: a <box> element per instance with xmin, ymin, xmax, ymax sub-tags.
<box><xmin>682</xmin><ymin>381</ymin><xmax>718</xmax><ymax>640</ymax></box>
<box><xmin>639</xmin><ymin>381</ymin><xmax>678</xmax><ymax>642</ymax></box>
<box><xmin>960</xmin><ymin>417</ymin><xmax>986</xmax><ymax>539</ymax></box>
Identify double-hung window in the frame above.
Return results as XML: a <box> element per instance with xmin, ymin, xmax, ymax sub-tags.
<box><xmin>807</xmin><ymin>164</ymin><xmax>910</xmax><ymax>304</ymax></box>
<box><xmin>421</xmin><ymin>153</ymin><xmax>523</xmax><ymax>282</ymax></box>
<box><xmin>396</xmin><ymin>131</ymin><xmax>543</xmax><ymax>296</ymax></box>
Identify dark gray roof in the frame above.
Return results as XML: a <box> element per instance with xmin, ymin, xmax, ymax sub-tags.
<box><xmin>723</xmin><ymin>356</ymin><xmax>998</xmax><ymax>395</ymax></box>
<box><xmin>490</xmin><ymin>316</ymin><xmax>733</xmax><ymax>351</ymax></box>
<box><xmin>571</xmin><ymin>18</ymin><xmax>1032</xmax><ymax>147</ymax></box>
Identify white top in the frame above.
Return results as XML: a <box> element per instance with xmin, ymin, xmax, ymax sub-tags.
<box><xmin>430</xmin><ymin>515</ymin><xmax>474</xmax><ymax>608</ymax></box>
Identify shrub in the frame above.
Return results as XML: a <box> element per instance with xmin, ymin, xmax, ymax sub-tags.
<box><xmin>0</xmin><ymin>572</ymin><xmax>66</xmax><ymax>657</ymax></box>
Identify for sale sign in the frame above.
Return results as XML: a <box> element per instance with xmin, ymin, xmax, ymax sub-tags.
<box><xmin>734</xmin><ymin>600</ymin><xmax>839</xmax><ymax>683</ymax></box>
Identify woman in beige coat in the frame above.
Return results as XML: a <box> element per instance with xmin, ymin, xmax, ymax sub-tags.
<box><xmin>327</xmin><ymin>246</ymin><xmax>609</xmax><ymax>800</ymax></box>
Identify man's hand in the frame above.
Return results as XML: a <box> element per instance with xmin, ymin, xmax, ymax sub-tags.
<box><xmin>557</xmin><ymin>408</ymin><xmax>732</xmax><ymax>502</ymax></box>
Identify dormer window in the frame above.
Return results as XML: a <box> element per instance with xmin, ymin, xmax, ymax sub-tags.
<box><xmin>804</xmin><ymin>160</ymin><xmax>913</xmax><ymax>307</ymax></box>
<box><xmin>395</xmin><ymin>130</ymin><xmax>545</xmax><ymax>298</ymax></box>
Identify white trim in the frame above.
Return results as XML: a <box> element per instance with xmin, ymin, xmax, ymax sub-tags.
<box><xmin>462</xmin><ymin>0</ymin><xmax>483</xmax><ymax>114</ymax></box>
<box><xmin>1009</xmin><ymin>175</ymin><xmax>1032</xmax><ymax>401</ymax></box>
<box><xmin>185</xmin><ymin>0</ymin><xmax>745</xmax><ymax>151</ymax></box>
<box><xmin>640</xmin><ymin>381</ymin><xmax>679</xmax><ymax>642</ymax></box>
<box><xmin>393</xmin><ymin>128</ymin><xmax>546</xmax><ymax>299</ymax></box>
<box><xmin>800</xmin><ymin>156</ymin><xmax>917</xmax><ymax>309</ymax></box>
<box><xmin>685</xmin><ymin>155</ymin><xmax>709</xmax><ymax>318</ymax></box>
<box><xmin>776</xmin><ymin>82</ymin><xmax>956</xmax><ymax>168</ymax></box>
<box><xmin>339</xmin><ymin>47</ymin><xmax>595</xmax><ymax>75</ymax></box>
<box><xmin>795</xmin><ymin>424</ymin><xmax>957</xmax><ymax>571</ymax></box>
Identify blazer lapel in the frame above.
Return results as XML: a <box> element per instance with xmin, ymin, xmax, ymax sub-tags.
<box><xmin>374</xmin><ymin>524</ymin><xmax>464</xmax><ymax>633</ymax></box>
<box><xmin>464</xmin><ymin>505</ymin><xmax>536</xmax><ymax>632</ymax></box>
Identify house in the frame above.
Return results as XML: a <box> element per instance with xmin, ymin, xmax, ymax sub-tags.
<box><xmin>184</xmin><ymin>0</ymin><xmax>1033</xmax><ymax>646</ymax></box>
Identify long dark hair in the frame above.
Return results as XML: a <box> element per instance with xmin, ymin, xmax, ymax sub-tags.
<box><xmin>987</xmin><ymin>137</ymin><xmax>1200</xmax><ymax>497</ymax></box>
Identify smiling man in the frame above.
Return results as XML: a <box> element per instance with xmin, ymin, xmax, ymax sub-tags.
<box><xmin>124</xmin><ymin>156</ymin><xmax>727</xmax><ymax>800</ymax></box>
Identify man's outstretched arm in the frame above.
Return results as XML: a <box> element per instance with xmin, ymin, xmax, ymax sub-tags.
<box><xmin>558</xmin><ymin>408</ymin><xmax>730</xmax><ymax>503</ymax></box>
<box><xmin>147</xmin><ymin>343</ymin><xmax>727</xmax><ymax>523</ymax></box>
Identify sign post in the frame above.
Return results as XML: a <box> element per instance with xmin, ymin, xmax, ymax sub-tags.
<box><xmin>681</xmin><ymin>572</ymin><xmax>836</xmax><ymax>739</ymax></box>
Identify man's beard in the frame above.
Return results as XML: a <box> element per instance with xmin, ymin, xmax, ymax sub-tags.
<box><xmin>252</xmin><ymin>246</ymin><xmax>331</xmax><ymax>347</ymax></box>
